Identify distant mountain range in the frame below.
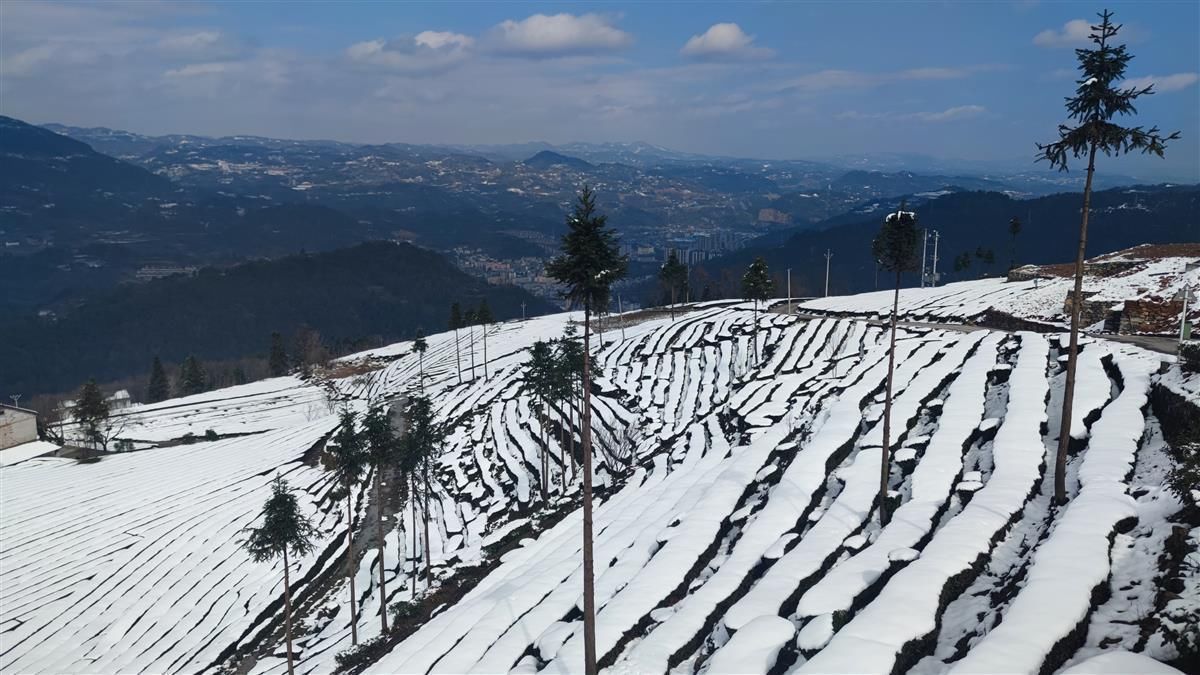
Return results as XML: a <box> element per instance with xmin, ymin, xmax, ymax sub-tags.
<box><xmin>5</xmin><ymin>113</ymin><xmax>1196</xmax><ymax>319</ymax></box>
<box><xmin>689</xmin><ymin>184</ymin><xmax>1200</xmax><ymax>301</ymax></box>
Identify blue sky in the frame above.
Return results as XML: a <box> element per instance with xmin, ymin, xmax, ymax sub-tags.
<box><xmin>2</xmin><ymin>1</ymin><xmax>1197</xmax><ymax>179</ymax></box>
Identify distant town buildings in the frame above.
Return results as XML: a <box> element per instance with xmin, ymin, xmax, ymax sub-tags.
<box><xmin>135</xmin><ymin>264</ymin><xmax>198</xmax><ymax>282</ymax></box>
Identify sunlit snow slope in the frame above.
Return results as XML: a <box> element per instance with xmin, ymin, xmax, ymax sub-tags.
<box><xmin>1</xmin><ymin>302</ymin><xmax>1194</xmax><ymax>674</ymax></box>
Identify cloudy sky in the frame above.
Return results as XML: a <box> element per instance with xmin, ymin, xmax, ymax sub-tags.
<box><xmin>2</xmin><ymin>1</ymin><xmax>1197</xmax><ymax>179</ymax></box>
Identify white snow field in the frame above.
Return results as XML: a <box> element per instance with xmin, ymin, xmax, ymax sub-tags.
<box><xmin>798</xmin><ymin>245</ymin><xmax>1199</xmax><ymax>332</ymax></box>
<box><xmin>2</xmin><ymin>302</ymin><xmax>1195</xmax><ymax>675</ymax></box>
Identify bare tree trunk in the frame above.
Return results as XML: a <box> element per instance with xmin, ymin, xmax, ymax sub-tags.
<box><xmin>345</xmin><ymin>493</ymin><xmax>359</xmax><ymax>645</ymax></box>
<box><xmin>752</xmin><ymin>300</ymin><xmax>759</xmax><ymax>364</ymax></box>
<box><xmin>880</xmin><ymin>269</ymin><xmax>901</xmax><ymax>526</ymax></box>
<box><xmin>1054</xmin><ymin>143</ymin><xmax>1099</xmax><ymax>505</ymax></box>
<box><xmin>422</xmin><ymin>462</ymin><xmax>432</xmax><ymax>586</ymax></box>
<box><xmin>410</xmin><ymin>477</ymin><xmax>417</xmax><ymax>600</ymax></box>
<box><xmin>670</xmin><ymin>288</ymin><xmax>676</xmax><ymax>320</ymax></box>
<box><xmin>581</xmin><ymin>304</ymin><xmax>598</xmax><ymax>675</ymax></box>
<box><xmin>559</xmin><ymin>403</ymin><xmax>566</xmax><ymax>493</ymax></box>
<box><xmin>469</xmin><ymin>325</ymin><xmax>476</xmax><ymax>379</ymax></box>
<box><xmin>539</xmin><ymin>401</ymin><xmax>548</xmax><ymax>499</ymax></box>
<box><xmin>482</xmin><ymin>325</ymin><xmax>489</xmax><ymax>378</ymax></box>
<box><xmin>453</xmin><ymin>328</ymin><xmax>462</xmax><ymax>384</ymax></box>
<box><xmin>570</xmin><ymin>395</ymin><xmax>578</xmax><ymax>480</ymax></box>
<box><xmin>418</xmin><ymin>352</ymin><xmax>424</xmax><ymax>392</ymax></box>
<box><xmin>376</xmin><ymin>471</ymin><xmax>389</xmax><ymax>634</ymax></box>
<box><xmin>282</xmin><ymin>547</ymin><xmax>296</xmax><ymax>675</ymax></box>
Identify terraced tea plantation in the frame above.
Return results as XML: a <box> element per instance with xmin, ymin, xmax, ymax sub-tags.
<box><xmin>1</xmin><ymin>303</ymin><xmax>1195</xmax><ymax>674</ymax></box>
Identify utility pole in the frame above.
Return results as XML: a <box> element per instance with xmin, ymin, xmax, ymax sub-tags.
<box><xmin>920</xmin><ymin>229</ymin><xmax>929</xmax><ymax>288</ymax></box>
<box><xmin>824</xmin><ymin>250</ymin><xmax>833</xmax><ymax>297</ymax></box>
<box><xmin>1181</xmin><ymin>287</ymin><xmax>1195</xmax><ymax>344</ymax></box>
<box><xmin>931</xmin><ymin>230</ymin><xmax>940</xmax><ymax>287</ymax></box>
<box><xmin>787</xmin><ymin>268</ymin><xmax>792</xmax><ymax>315</ymax></box>
<box><xmin>618</xmin><ymin>293</ymin><xmax>626</xmax><ymax>342</ymax></box>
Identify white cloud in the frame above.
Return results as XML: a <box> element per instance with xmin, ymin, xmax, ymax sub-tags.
<box><xmin>158</xmin><ymin>30</ymin><xmax>222</xmax><ymax>51</ymax></box>
<box><xmin>345</xmin><ymin>31</ymin><xmax>473</xmax><ymax>73</ymax></box>
<box><xmin>488</xmin><ymin>13</ymin><xmax>632</xmax><ymax>57</ymax></box>
<box><xmin>681</xmin><ymin>23</ymin><xmax>772</xmax><ymax>60</ymax></box>
<box><xmin>1033</xmin><ymin>19</ymin><xmax>1092</xmax><ymax>47</ymax></box>
<box><xmin>774</xmin><ymin>66</ymin><xmax>978</xmax><ymax>93</ymax></box>
<box><xmin>1124</xmin><ymin>72</ymin><xmax>1199</xmax><ymax>93</ymax></box>
<box><xmin>838</xmin><ymin>104</ymin><xmax>987</xmax><ymax>123</ymax></box>
<box><xmin>2</xmin><ymin>44</ymin><xmax>58</xmax><ymax>76</ymax></box>
<box><xmin>914</xmin><ymin>104</ymin><xmax>986</xmax><ymax>122</ymax></box>
<box><xmin>163</xmin><ymin>61</ymin><xmax>235</xmax><ymax>78</ymax></box>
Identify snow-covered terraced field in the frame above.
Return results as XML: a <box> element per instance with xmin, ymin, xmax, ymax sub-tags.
<box><xmin>798</xmin><ymin>249</ymin><xmax>1199</xmax><ymax>332</ymax></box>
<box><xmin>2</xmin><ymin>303</ymin><xmax>1195</xmax><ymax>674</ymax></box>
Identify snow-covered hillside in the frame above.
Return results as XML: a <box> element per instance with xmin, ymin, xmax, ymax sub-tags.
<box><xmin>1</xmin><ymin>303</ymin><xmax>1196</xmax><ymax>674</ymax></box>
<box><xmin>800</xmin><ymin>244</ymin><xmax>1198</xmax><ymax>333</ymax></box>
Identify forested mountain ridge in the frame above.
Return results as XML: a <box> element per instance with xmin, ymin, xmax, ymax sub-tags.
<box><xmin>1</xmin><ymin>241</ymin><xmax>555</xmax><ymax>396</ymax></box>
<box><xmin>694</xmin><ymin>184</ymin><xmax>1200</xmax><ymax>300</ymax></box>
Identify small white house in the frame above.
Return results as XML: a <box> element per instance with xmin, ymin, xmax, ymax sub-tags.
<box><xmin>0</xmin><ymin>405</ymin><xmax>38</xmax><ymax>450</ymax></box>
<box><xmin>109</xmin><ymin>390</ymin><xmax>133</xmax><ymax>411</ymax></box>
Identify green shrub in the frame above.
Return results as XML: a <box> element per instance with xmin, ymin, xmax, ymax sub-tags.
<box><xmin>333</xmin><ymin>636</ymin><xmax>389</xmax><ymax>671</ymax></box>
<box><xmin>1180</xmin><ymin>340</ymin><xmax>1200</xmax><ymax>374</ymax></box>
<box><xmin>389</xmin><ymin>600</ymin><xmax>418</xmax><ymax>623</ymax></box>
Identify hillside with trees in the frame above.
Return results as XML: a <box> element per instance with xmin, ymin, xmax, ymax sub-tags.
<box><xmin>2</xmin><ymin>241</ymin><xmax>555</xmax><ymax>396</ymax></box>
<box><xmin>696</xmin><ymin>184</ymin><xmax>1199</xmax><ymax>300</ymax></box>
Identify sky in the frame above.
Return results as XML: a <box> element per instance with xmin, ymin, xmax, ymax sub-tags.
<box><xmin>2</xmin><ymin>0</ymin><xmax>1197</xmax><ymax>180</ymax></box>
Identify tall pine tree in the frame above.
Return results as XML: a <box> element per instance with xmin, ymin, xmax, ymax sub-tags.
<box><xmin>659</xmin><ymin>251</ymin><xmax>688</xmax><ymax>320</ymax></box>
<box><xmin>73</xmin><ymin>378</ymin><xmax>110</xmax><ymax>457</ymax></box>
<box><xmin>362</xmin><ymin>404</ymin><xmax>397</xmax><ymax>633</ymax></box>
<box><xmin>1037</xmin><ymin>9</ymin><xmax>1179</xmax><ymax>505</ymax></box>
<box><xmin>269</xmin><ymin>332</ymin><xmax>290</xmax><ymax>377</ymax></box>
<box><xmin>243</xmin><ymin>476</ymin><xmax>315</xmax><ymax>675</ymax></box>
<box><xmin>872</xmin><ymin>204</ymin><xmax>921</xmax><ymax>526</ymax></box>
<box><xmin>740</xmin><ymin>257</ymin><xmax>774</xmax><ymax>364</ymax></box>
<box><xmin>329</xmin><ymin>409</ymin><xmax>367</xmax><ymax>644</ymax></box>
<box><xmin>147</xmin><ymin>356</ymin><xmax>170</xmax><ymax>403</ymax></box>
<box><xmin>476</xmin><ymin>301</ymin><xmax>494</xmax><ymax>378</ymax></box>
<box><xmin>545</xmin><ymin>186</ymin><xmax>628</xmax><ymax>675</ymax></box>
<box><xmin>412</xmin><ymin>331</ymin><xmax>428</xmax><ymax>392</ymax></box>
<box><xmin>178</xmin><ymin>355</ymin><xmax>207</xmax><ymax>397</ymax></box>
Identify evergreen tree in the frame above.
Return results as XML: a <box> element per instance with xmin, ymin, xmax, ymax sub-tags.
<box><xmin>544</xmin><ymin>186</ymin><xmax>628</xmax><ymax>675</ymax></box>
<box><xmin>476</xmin><ymin>301</ymin><xmax>494</xmax><ymax>378</ymax></box>
<box><xmin>362</xmin><ymin>404</ymin><xmax>397</xmax><ymax>633</ymax></box>
<box><xmin>403</xmin><ymin>394</ymin><xmax>445</xmax><ymax>590</ymax></box>
<box><xmin>178</xmin><ymin>355</ymin><xmax>207</xmax><ymax>397</ymax></box>
<box><xmin>147</xmin><ymin>356</ymin><xmax>170</xmax><ymax>403</ymax></box>
<box><xmin>449</xmin><ymin>303</ymin><xmax>463</xmax><ymax>385</ymax></box>
<box><xmin>1037</xmin><ymin>10</ymin><xmax>1179</xmax><ymax>506</ymax></box>
<box><xmin>527</xmin><ymin>341</ymin><xmax>557</xmax><ymax>498</ymax></box>
<box><xmin>659</xmin><ymin>251</ymin><xmax>688</xmax><ymax>320</ymax></box>
<box><xmin>412</xmin><ymin>331</ymin><xmax>428</xmax><ymax>392</ymax></box>
<box><xmin>1008</xmin><ymin>216</ymin><xmax>1022</xmax><ymax>271</ymax></box>
<box><xmin>269</xmin><ymin>332</ymin><xmax>290</xmax><ymax>377</ymax></box>
<box><xmin>953</xmin><ymin>251</ymin><xmax>973</xmax><ymax>274</ymax></box>
<box><xmin>972</xmin><ymin>247</ymin><xmax>997</xmax><ymax>277</ymax></box>
<box><xmin>740</xmin><ymin>257</ymin><xmax>774</xmax><ymax>364</ymax></box>
<box><xmin>872</xmin><ymin>204</ymin><xmax>921</xmax><ymax>526</ymax></box>
<box><xmin>555</xmin><ymin>328</ymin><xmax>591</xmax><ymax>488</ymax></box>
<box><xmin>232</xmin><ymin>366</ymin><xmax>248</xmax><ymax>386</ymax></box>
<box><xmin>329</xmin><ymin>409</ymin><xmax>367</xmax><ymax>644</ymax></box>
<box><xmin>73</xmin><ymin>378</ymin><xmax>110</xmax><ymax>457</ymax></box>
<box><xmin>243</xmin><ymin>476</ymin><xmax>316</xmax><ymax>675</ymax></box>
